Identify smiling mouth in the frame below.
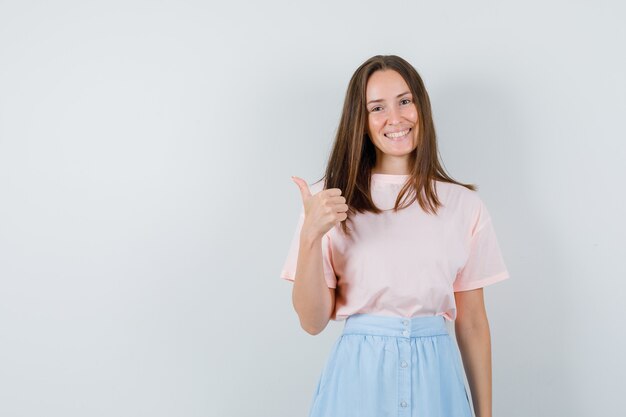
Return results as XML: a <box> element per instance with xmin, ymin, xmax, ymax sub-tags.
<box><xmin>384</xmin><ymin>128</ymin><xmax>411</xmax><ymax>140</ymax></box>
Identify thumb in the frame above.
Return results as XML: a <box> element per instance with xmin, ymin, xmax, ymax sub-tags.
<box><xmin>291</xmin><ymin>176</ymin><xmax>312</xmax><ymax>200</ymax></box>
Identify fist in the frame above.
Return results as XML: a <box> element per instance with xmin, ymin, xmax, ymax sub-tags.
<box><xmin>291</xmin><ymin>176</ymin><xmax>348</xmax><ymax>239</ymax></box>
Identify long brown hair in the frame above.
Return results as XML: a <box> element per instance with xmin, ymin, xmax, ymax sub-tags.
<box><xmin>315</xmin><ymin>54</ymin><xmax>477</xmax><ymax>236</ymax></box>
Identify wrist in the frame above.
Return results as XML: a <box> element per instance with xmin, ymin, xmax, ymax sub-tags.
<box><xmin>299</xmin><ymin>228</ymin><xmax>322</xmax><ymax>249</ymax></box>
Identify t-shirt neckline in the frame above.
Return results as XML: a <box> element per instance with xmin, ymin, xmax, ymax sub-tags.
<box><xmin>371</xmin><ymin>173</ymin><xmax>411</xmax><ymax>184</ymax></box>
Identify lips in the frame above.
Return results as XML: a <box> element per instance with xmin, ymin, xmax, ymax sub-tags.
<box><xmin>384</xmin><ymin>128</ymin><xmax>411</xmax><ymax>140</ymax></box>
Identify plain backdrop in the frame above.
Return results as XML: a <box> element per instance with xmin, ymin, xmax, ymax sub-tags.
<box><xmin>1</xmin><ymin>1</ymin><xmax>625</xmax><ymax>416</ymax></box>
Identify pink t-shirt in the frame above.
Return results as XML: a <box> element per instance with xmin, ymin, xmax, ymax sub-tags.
<box><xmin>280</xmin><ymin>173</ymin><xmax>510</xmax><ymax>322</ymax></box>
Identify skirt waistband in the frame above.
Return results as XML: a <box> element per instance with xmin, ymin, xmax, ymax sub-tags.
<box><xmin>342</xmin><ymin>313</ymin><xmax>448</xmax><ymax>338</ymax></box>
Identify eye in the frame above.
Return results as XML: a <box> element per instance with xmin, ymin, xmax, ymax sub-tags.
<box><xmin>400</xmin><ymin>98</ymin><xmax>412</xmax><ymax>105</ymax></box>
<box><xmin>370</xmin><ymin>106</ymin><xmax>382</xmax><ymax>112</ymax></box>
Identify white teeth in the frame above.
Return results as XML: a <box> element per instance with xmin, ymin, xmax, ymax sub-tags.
<box><xmin>385</xmin><ymin>129</ymin><xmax>410</xmax><ymax>138</ymax></box>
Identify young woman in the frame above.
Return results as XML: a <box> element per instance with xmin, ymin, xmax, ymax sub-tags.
<box><xmin>280</xmin><ymin>55</ymin><xmax>510</xmax><ymax>417</ymax></box>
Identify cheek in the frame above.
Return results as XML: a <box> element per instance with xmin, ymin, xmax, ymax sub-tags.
<box><xmin>368</xmin><ymin>115</ymin><xmax>383</xmax><ymax>133</ymax></box>
<box><xmin>408</xmin><ymin>107</ymin><xmax>419</xmax><ymax>123</ymax></box>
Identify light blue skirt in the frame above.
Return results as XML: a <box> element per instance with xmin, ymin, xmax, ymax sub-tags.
<box><xmin>308</xmin><ymin>313</ymin><xmax>472</xmax><ymax>417</ymax></box>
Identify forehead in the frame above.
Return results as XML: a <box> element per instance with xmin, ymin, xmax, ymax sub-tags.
<box><xmin>366</xmin><ymin>70</ymin><xmax>411</xmax><ymax>100</ymax></box>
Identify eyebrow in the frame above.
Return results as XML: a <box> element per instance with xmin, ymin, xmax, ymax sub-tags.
<box><xmin>366</xmin><ymin>91</ymin><xmax>412</xmax><ymax>106</ymax></box>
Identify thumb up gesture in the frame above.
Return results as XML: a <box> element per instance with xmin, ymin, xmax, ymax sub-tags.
<box><xmin>291</xmin><ymin>176</ymin><xmax>348</xmax><ymax>240</ymax></box>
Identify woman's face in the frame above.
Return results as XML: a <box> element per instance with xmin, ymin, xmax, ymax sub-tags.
<box><xmin>365</xmin><ymin>70</ymin><xmax>419</xmax><ymax>170</ymax></box>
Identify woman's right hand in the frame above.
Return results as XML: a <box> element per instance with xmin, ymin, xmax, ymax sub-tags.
<box><xmin>291</xmin><ymin>176</ymin><xmax>348</xmax><ymax>240</ymax></box>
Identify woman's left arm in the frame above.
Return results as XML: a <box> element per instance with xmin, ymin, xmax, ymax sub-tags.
<box><xmin>454</xmin><ymin>288</ymin><xmax>492</xmax><ymax>417</ymax></box>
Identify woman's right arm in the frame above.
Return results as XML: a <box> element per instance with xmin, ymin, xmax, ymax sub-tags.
<box><xmin>289</xmin><ymin>176</ymin><xmax>347</xmax><ymax>335</ymax></box>
<box><xmin>292</xmin><ymin>231</ymin><xmax>335</xmax><ymax>335</ymax></box>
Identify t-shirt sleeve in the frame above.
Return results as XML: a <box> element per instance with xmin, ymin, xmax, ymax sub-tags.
<box><xmin>453</xmin><ymin>199</ymin><xmax>510</xmax><ymax>292</ymax></box>
<box><xmin>279</xmin><ymin>207</ymin><xmax>338</xmax><ymax>289</ymax></box>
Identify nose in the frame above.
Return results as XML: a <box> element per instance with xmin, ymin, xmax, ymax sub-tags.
<box><xmin>387</xmin><ymin>105</ymin><xmax>402</xmax><ymax>125</ymax></box>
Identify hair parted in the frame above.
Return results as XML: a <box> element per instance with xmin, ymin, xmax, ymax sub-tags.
<box><xmin>315</xmin><ymin>54</ymin><xmax>477</xmax><ymax>237</ymax></box>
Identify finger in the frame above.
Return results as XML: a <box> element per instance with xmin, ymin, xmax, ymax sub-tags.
<box><xmin>334</xmin><ymin>203</ymin><xmax>349</xmax><ymax>213</ymax></box>
<box><xmin>335</xmin><ymin>213</ymin><xmax>348</xmax><ymax>226</ymax></box>
<box><xmin>291</xmin><ymin>176</ymin><xmax>312</xmax><ymax>200</ymax></box>
<box><xmin>323</xmin><ymin>188</ymin><xmax>343</xmax><ymax>197</ymax></box>
<box><xmin>326</xmin><ymin>196</ymin><xmax>347</xmax><ymax>205</ymax></box>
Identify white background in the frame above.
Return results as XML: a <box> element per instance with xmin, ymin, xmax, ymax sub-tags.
<box><xmin>1</xmin><ymin>1</ymin><xmax>624</xmax><ymax>416</ymax></box>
